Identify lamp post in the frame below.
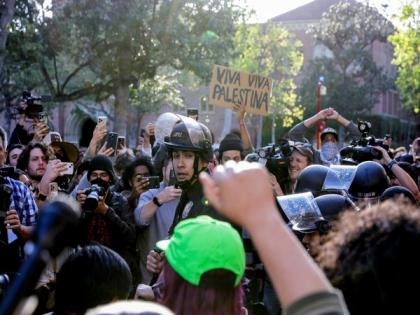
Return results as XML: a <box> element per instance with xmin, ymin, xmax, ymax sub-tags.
<box><xmin>316</xmin><ymin>76</ymin><xmax>327</xmax><ymax>149</ymax></box>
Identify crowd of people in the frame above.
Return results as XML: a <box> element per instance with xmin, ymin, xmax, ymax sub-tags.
<box><xmin>0</xmin><ymin>99</ymin><xmax>419</xmax><ymax>315</ymax></box>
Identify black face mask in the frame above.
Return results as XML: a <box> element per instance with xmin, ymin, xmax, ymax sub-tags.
<box><xmin>90</xmin><ymin>178</ymin><xmax>110</xmax><ymax>191</ymax></box>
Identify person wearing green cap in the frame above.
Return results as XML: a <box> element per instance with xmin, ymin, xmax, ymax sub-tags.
<box><xmin>156</xmin><ymin>215</ymin><xmax>246</xmax><ymax>315</ymax></box>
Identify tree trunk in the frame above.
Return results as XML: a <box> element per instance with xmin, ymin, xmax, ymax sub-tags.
<box><xmin>113</xmin><ymin>84</ymin><xmax>130</xmax><ymax>137</ymax></box>
<box><xmin>0</xmin><ymin>0</ymin><xmax>16</xmax><ymax>75</ymax></box>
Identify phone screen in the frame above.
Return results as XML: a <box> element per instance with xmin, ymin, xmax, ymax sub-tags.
<box><xmin>51</xmin><ymin>133</ymin><xmax>61</xmax><ymax>142</ymax></box>
<box><xmin>117</xmin><ymin>136</ymin><xmax>126</xmax><ymax>149</ymax></box>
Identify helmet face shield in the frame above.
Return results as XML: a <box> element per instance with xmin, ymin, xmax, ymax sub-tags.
<box><xmin>164</xmin><ymin>115</ymin><xmax>213</xmax><ymax>162</ymax></box>
<box><xmin>154</xmin><ymin>112</ymin><xmax>182</xmax><ymax>145</ymax></box>
<box><xmin>296</xmin><ymin>164</ymin><xmax>344</xmax><ymax>197</ymax></box>
<box><xmin>324</xmin><ymin>165</ymin><xmax>357</xmax><ymax>191</ymax></box>
<box><xmin>276</xmin><ymin>192</ymin><xmax>325</xmax><ymax>233</ymax></box>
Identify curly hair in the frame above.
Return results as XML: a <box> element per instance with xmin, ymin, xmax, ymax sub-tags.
<box><xmin>121</xmin><ymin>156</ymin><xmax>154</xmax><ymax>190</ymax></box>
<box><xmin>313</xmin><ymin>198</ymin><xmax>420</xmax><ymax>315</ymax></box>
<box><xmin>16</xmin><ymin>142</ymin><xmax>51</xmax><ymax>171</ymax></box>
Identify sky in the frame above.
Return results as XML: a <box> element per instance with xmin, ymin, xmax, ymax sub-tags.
<box><xmin>241</xmin><ymin>0</ymin><xmax>404</xmax><ymax>23</ymax></box>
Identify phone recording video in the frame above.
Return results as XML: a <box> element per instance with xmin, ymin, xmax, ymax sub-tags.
<box><xmin>98</xmin><ymin>116</ymin><xmax>108</xmax><ymax>125</ymax></box>
<box><xmin>139</xmin><ymin>176</ymin><xmax>160</xmax><ymax>189</ymax></box>
<box><xmin>62</xmin><ymin>163</ymin><xmax>74</xmax><ymax>176</ymax></box>
<box><xmin>106</xmin><ymin>132</ymin><xmax>118</xmax><ymax>156</ymax></box>
<box><xmin>117</xmin><ymin>136</ymin><xmax>126</xmax><ymax>149</ymax></box>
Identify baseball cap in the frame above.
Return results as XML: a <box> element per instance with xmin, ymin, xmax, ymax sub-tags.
<box><xmin>156</xmin><ymin>216</ymin><xmax>245</xmax><ymax>287</ymax></box>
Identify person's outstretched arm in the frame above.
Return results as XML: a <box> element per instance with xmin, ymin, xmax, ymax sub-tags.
<box><xmin>288</xmin><ymin>109</ymin><xmax>329</xmax><ymax>141</ymax></box>
<box><xmin>200</xmin><ymin>161</ymin><xmax>349</xmax><ymax>314</ymax></box>
<box><xmin>233</xmin><ymin>104</ymin><xmax>253</xmax><ymax>152</ymax></box>
<box><xmin>375</xmin><ymin>146</ymin><xmax>420</xmax><ymax>200</ymax></box>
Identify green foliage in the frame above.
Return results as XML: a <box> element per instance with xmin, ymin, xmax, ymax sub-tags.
<box><xmin>300</xmin><ymin>1</ymin><xmax>393</xmax><ymax>120</ymax></box>
<box><xmin>2</xmin><ymin>0</ymin><xmax>46</xmax><ymax>95</ymax></box>
<box><xmin>2</xmin><ymin>0</ymin><xmax>246</xmax><ymax>135</ymax></box>
<box><xmin>389</xmin><ymin>3</ymin><xmax>420</xmax><ymax>114</ymax></box>
<box><xmin>233</xmin><ymin>22</ymin><xmax>304</xmax><ymax>127</ymax></box>
<box><xmin>129</xmin><ymin>68</ymin><xmax>184</xmax><ymax>114</ymax></box>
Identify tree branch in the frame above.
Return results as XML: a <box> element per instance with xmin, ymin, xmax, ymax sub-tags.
<box><xmin>61</xmin><ymin>59</ymin><xmax>92</xmax><ymax>91</ymax></box>
<box><xmin>53</xmin><ymin>55</ymin><xmax>60</xmax><ymax>92</ymax></box>
<box><xmin>53</xmin><ymin>80</ymin><xmax>113</xmax><ymax>102</ymax></box>
<box><xmin>38</xmin><ymin>59</ymin><xmax>56</xmax><ymax>94</ymax></box>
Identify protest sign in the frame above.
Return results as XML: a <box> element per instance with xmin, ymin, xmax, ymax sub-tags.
<box><xmin>209</xmin><ymin>64</ymin><xmax>272</xmax><ymax>116</ymax></box>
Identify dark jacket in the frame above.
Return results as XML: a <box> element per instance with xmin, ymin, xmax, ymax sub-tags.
<box><xmin>79</xmin><ymin>190</ymin><xmax>139</xmax><ymax>283</ymax></box>
<box><xmin>168</xmin><ymin>178</ymin><xmax>225</xmax><ymax>235</ymax></box>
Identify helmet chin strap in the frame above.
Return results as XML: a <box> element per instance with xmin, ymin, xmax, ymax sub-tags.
<box><xmin>175</xmin><ymin>154</ymin><xmax>207</xmax><ymax>190</ymax></box>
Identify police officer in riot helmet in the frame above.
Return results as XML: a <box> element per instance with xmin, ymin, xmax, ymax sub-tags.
<box><xmin>164</xmin><ymin>116</ymin><xmax>224</xmax><ymax>234</ymax></box>
<box><xmin>146</xmin><ymin>116</ymin><xmax>227</xmax><ymax>277</ymax></box>
<box><xmin>348</xmin><ymin>161</ymin><xmax>390</xmax><ymax>206</ymax></box>
<box><xmin>294</xmin><ymin>164</ymin><xmax>342</xmax><ymax>197</ymax></box>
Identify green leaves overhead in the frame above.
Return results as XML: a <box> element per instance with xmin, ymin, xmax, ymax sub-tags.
<box><xmin>389</xmin><ymin>3</ymin><xmax>420</xmax><ymax>114</ymax></box>
<box><xmin>233</xmin><ymin>22</ymin><xmax>304</xmax><ymax>127</ymax></box>
<box><xmin>300</xmin><ymin>1</ymin><xmax>394</xmax><ymax>120</ymax></box>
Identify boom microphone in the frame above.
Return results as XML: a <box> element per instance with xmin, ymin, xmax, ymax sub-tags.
<box><xmin>0</xmin><ymin>195</ymin><xmax>81</xmax><ymax>315</ymax></box>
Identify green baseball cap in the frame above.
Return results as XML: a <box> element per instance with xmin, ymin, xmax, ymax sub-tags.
<box><xmin>157</xmin><ymin>215</ymin><xmax>245</xmax><ymax>287</ymax></box>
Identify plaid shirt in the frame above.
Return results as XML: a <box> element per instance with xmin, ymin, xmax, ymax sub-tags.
<box><xmin>4</xmin><ymin>177</ymin><xmax>38</xmax><ymax>226</ymax></box>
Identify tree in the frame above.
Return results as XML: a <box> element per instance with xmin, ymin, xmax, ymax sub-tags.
<box><xmin>0</xmin><ymin>0</ymin><xmax>16</xmax><ymax>76</ymax></box>
<box><xmin>299</xmin><ymin>1</ymin><xmax>393</xmax><ymax>120</ymax></box>
<box><xmin>15</xmin><ymin>0</ymin><xmax>246</xmax><ymax>136</ymax></box>
<box><xmin>233</xmin><ymin>22</ymin><xmax>304</xmax><ymax>128</ymax></box>
<box><xmin>0</xmin><ymin>0</ymin><xmax>49</xmax><ymax>133</ymax></box>
<box><xmin>389</xmin><ymin>3</ymin><xmax>420</xmax><ymax>114</ymax></box>
<box><xmin>128</xmin><ymin>69</ymin><xmax>184</xmax><ymax>142</ymax></box>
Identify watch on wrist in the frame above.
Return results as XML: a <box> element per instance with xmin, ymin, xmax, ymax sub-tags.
<box><xmin>387</xmin><ymin>159</ymin><xmax>397</xmax><ymax>170</ymax></box>
<box><xmin>153</xmin><ymin>196</ymin><xmax>162</xmax><ymax>207</ymax></box>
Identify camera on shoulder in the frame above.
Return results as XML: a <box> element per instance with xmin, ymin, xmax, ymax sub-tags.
<box><xmin>340</xmin><ymin>120</ymin><xmax>392</xmax><ymax>163</ymax></box>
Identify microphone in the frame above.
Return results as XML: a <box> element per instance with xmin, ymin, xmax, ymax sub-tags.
<box><xmin>0</xmin><ymin>194</ymin><xmax>80</xmax><ymax>315</ymax></box>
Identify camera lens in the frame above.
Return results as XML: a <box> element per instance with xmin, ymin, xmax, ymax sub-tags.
<box><xmin>84</xmin><ymin>191</ymin><xmax>99</xmax><ymax>210</ymax></box>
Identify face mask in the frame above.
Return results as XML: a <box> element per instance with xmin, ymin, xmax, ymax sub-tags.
<box><xmin>321</xmin><ymin>142</ymin><xmax>339</xmax><ymax>161</ymax></box>
<box><xmin>90</xmin><ymin>178</ymin><xmax>110</xmax><ymax>191</ymax></box>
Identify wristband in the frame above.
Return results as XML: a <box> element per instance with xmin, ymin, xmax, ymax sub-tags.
<box><xmin>153</xmin><ymin>196</ymin><xmax>162</xmax><ymax>207</ymax></box>
<box><xmin>387</xmin><ymin>159</ymin><xmax>397</xmax><ymax>170</ymax></box>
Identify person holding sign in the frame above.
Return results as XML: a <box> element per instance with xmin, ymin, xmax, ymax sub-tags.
<box><xmin>218</xmin><ymin>104</ymin><xmax>254</xmax><ymax>164</ymax></box>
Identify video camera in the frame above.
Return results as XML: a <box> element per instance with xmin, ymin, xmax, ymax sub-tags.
<box><xmin>256</xmin><ymin>139</ymin><xmax>293</xmax><ymax>174</ymax></box>
<box><xmin>18</xmin><ymin>91</ymin><xmax>51</xmax><ymax>121</ymax></box>
<box><xmin>340</xmin><ymin>121</ymin><xmax>391</xmax><ymax>163</ymax></box>
<box><xmin>82</xmin><ymin>184</ymin><xmax>106</xmax><ymax>213</ymax></box>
